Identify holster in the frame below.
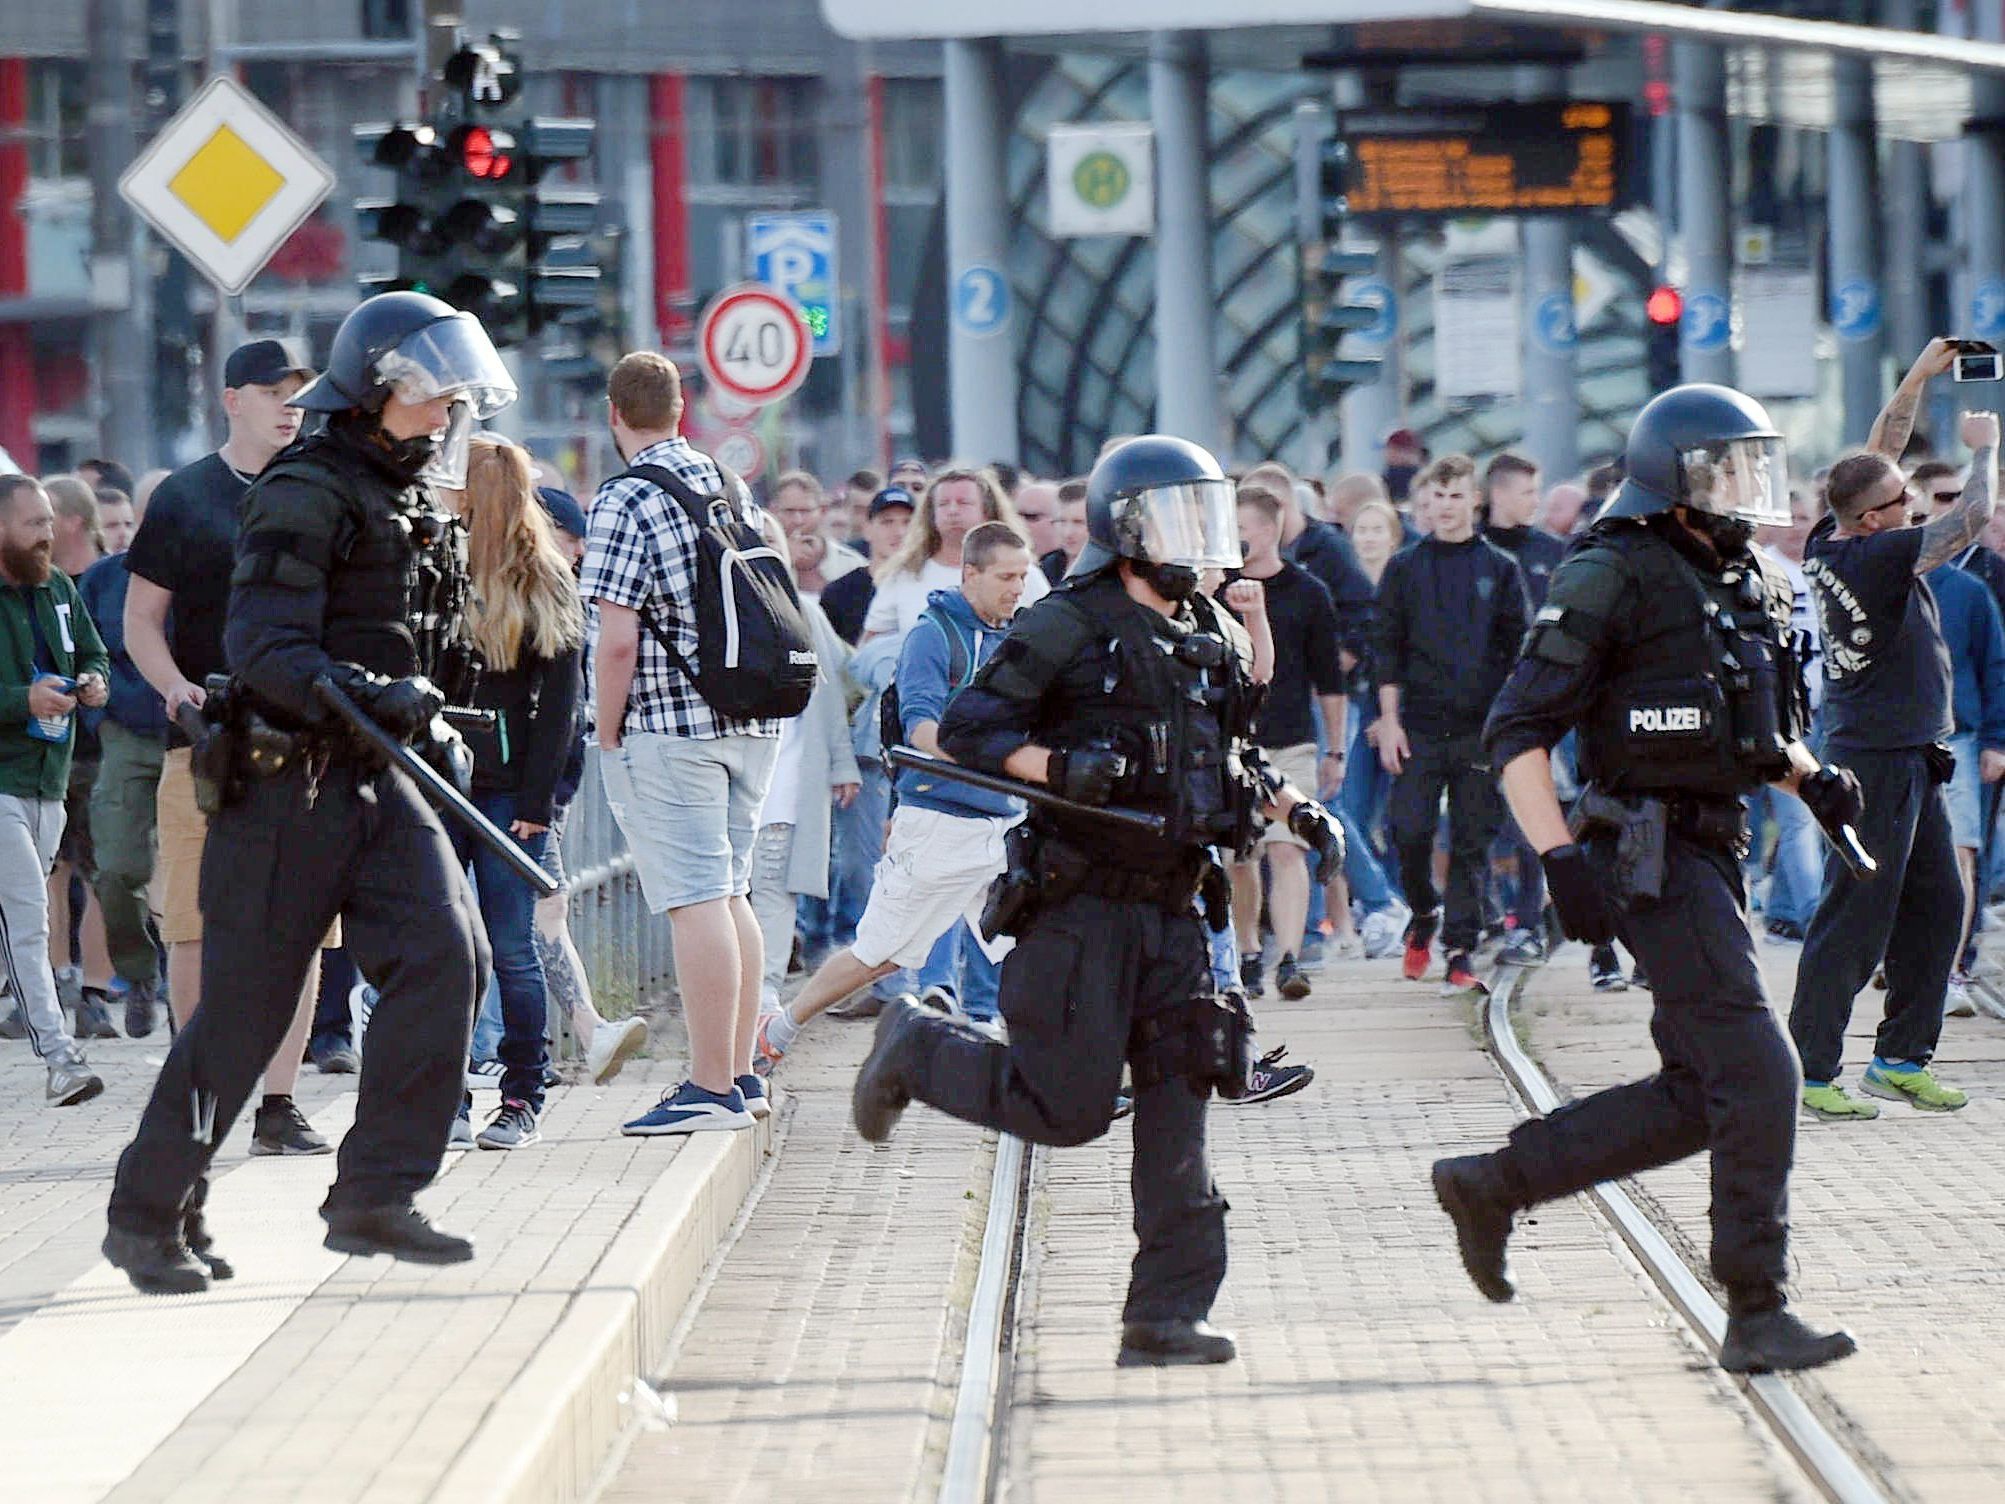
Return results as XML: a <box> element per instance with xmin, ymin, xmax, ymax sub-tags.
<box><xmin>1568</xmin><ymin>786</ymin><xmax>1668</xmax><ymax>905</ymax></box>
<box><xmin>1129</xmin><ymin>985</ymin><xmax>1254</xmax><ymax>1099</ymax></box>
<box><xmin>979</xmin><ymin>822</ymin><xmax>1043</xmax><ymax>941</ymax></box>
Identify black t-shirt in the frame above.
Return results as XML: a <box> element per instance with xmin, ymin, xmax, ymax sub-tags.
<box><xmin>1226</xmin><ymin>560</ymin><xmax>1343</xmax><ymax>749</ymax></box>
<box><xmin>1803</xmin><ymin>516</ymin><xmax>1953</xmax><ymax>751</ymax></box>
<box><xmin>124</xmin><ymin>452</ymin><xmax>249</xmax><ymax>745</ymax></box>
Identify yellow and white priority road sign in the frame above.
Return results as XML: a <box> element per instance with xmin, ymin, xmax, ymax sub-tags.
<box><xmin>118</xmin><ymin>74</ymin><xmax>336</xmax><ymax>296</ymax></box>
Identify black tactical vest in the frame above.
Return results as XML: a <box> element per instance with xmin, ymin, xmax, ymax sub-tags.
<box><xmin>1035</xmin><ymin>574</ymin><xmax>1255</xmax><ymax>853</ymax></box>
<box><xmin>1577</xmin><ymin>526</ymin><xmax>1802</xmax><ymax>799</ymax></box>
<box><xmin>264</xmin><ymin>432</ymin><xmax>477</xmax><ymax>701</ymax></box>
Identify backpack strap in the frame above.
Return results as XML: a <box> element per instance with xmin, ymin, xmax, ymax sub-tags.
<box><xmin>916</xmin><ymin>603</ymin><xmax>976</xmax><ymax>691</ymax></box>
<box><xmin>618</xmin><ymin>455</ymin><xmax>751</xmax><ymax>530</ymax></box>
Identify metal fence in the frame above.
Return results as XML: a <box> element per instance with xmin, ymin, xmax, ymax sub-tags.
<box><xmin>554</xmin><ymin>749</ymin><xmax>678</xmax><ymax>1037</ymax></box>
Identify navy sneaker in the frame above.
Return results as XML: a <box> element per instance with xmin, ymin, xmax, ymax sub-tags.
<box><xmin>622</xmin><ymin>1080</ymin><xmax>754</xmax><ymax>1137</ymax></box>
<box><xmin>735</xmin><ymin>1073</ymin><xmax>773</xmax><ymax>1122</ymax></box>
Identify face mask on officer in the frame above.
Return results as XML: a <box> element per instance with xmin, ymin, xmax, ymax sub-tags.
<box><xmin>1676</xmin><ymin>435</ymin><xmax>1790</xmax><ymax>554</ymax></box>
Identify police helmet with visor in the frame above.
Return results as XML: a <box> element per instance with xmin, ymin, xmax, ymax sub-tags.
<box><xmin>291</xmin><ymin>291</ymin><xmax>517</xmax><ymax>488</ymax></box>
<box><xmin>1074</xmin><ymin>435</ymin><xmax>1242</xmax><ymax>582</ymax></box>
<box><xmin>1602</xmin><ymin>383</ymin><xmax>1789</xmax><ymax>532</ymax></box>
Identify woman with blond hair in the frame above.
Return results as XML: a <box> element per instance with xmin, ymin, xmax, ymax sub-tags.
<box><xmin>861</xmin><ymin>464</ymin><xmax>1050</xmax><ymax>642</ymax></box>
<box><xmin>447</xmin><ymin>436</ymin><xmax>584</xmax><ymax>1150</ymax></box>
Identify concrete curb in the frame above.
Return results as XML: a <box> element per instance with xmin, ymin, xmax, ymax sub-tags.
<box><xmin>430</xmin><ymin>1108</ymin><xmax>775</xmax><ymax>1504</ymax></box>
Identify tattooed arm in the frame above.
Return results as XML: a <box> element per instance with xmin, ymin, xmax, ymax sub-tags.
<box><xmin>1916</xmin><ymin>411</ymin><xmax>2001</xmax><ymax>574</ymax></box>
<box><xmin>1870</xmin><ymin>337</ymin><xmax>1956</xmax><ymax>461</ymax></box>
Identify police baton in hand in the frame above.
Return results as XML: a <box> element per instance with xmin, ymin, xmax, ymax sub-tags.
<box><xmin>312</xmin><ymin>674</ymin><xmax>560</xmax><ymax>898</ymax></box>
<box><xmin>886</xmin><ymin>745</ymin><xmax>1169</xmax><ymax>835</ymax></box>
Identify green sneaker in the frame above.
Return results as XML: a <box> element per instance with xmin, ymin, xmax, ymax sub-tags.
<box><xmin>1861</xmin><ymin>1063</ymin><xmax>1968</xmax><ymax>1112</ymax></box>
<box><xmin>1801</xmin><ymin>1082</ymin><xmax>1880</xmax><ymax>1122</ymax></box>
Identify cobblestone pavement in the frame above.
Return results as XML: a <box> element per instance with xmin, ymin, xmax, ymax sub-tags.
<box><xmin>603</xmin><ymin>1017</ymin><xmax>989</xmax><ymax>1504</ymax></box>
<box><xmin>1519</xmin><ymin>938</ymin><xmax>2005</xmax><ymax>1502</ymax></box>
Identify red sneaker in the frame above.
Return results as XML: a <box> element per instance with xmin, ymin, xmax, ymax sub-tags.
<box><xmin>1441</xmin><ymin>952</ymin><xmax>1489</xmax><ymax>997</ymax></box>
<box><xmin>1402</xmin><ymin>936</ymin><xmax>1432</xmax><ymax>981</ymax></box>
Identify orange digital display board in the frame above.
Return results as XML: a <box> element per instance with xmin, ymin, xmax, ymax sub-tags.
<box><xmin>1335</xmin><ymin>102</ymin><xmax>1630</xmax><ymax>218</ymax></box>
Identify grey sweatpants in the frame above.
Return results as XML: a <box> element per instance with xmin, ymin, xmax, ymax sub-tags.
<box><xmin>0</xmin><ymin>793</ymin><xmax>72</xmax><ymax>1060</ymax></box>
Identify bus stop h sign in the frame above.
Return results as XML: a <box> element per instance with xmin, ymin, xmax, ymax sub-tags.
<box><xmin>698</xmin><ymin>284</ymin><xmax>814</xmax><ymax>407</ymax></box>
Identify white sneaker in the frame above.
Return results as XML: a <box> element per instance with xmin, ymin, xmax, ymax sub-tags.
<box><xmin>1946</xmin><ymin>978</ymin><xmax>1978</xmax><ymax>1019</ymax></box>
<box><xmin>446</xmin><ymin>1113</ymin><xmax>475</xmax><ymax>1151</ymax></box>
<box><xmin>465</xmin><ymin>1058</ymin><xmax>505</xmax><ymax>1092</ymax></box>
<box><xmin>1359</xmin><ymin>902</ymin><xmax>1411</xmax><ymax>960</ymax></box>
<box><xmin>585</xmin><ymin>1016</ymin><xmax>649</xmax><ymax>1085</ymax></box>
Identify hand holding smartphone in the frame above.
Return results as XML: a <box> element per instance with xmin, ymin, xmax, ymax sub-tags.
<box><xmin>1952</xmin><ymin>339</ymin><xmax>2002</xmax><ymax>383</ymax></box>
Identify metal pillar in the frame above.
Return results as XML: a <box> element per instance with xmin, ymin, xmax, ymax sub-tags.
<box><xmin>1969</xmin><ymin>3</ymin><xmax>2005</xmax><ymax>420</ymax></box>
<box><xmin>943</xmin><ymin>38</ymin><xmax>1017</xmax><ymax>463</ymax></box>
<box><xmin>1149</xmin><ymin>31</ymin><xmax>1224</xmax><ymax>456</ymax></box>
<box><xmin>1881</xmin><ymin>0</ymin><xmax>1929</xmax><ymax>373</ymax></box>
<box><xmin>1292</xmin><ymin>99</ymin><xmax>1335</xmax><ymax>478</ymax></box>
<box><xmin>825</xmin><ymin>38</ymin><xmax>883</xmax><ymax>475</ymax></box>
<box><xmin>1674</xmin><ymin>38</ymin><xmax>1734</xmax><ymax>386</ymax></box>
<box><xmin>1518</xmin><ymin>65</ymin><xmax>1577</xmax><ymax>482</ymax></box>
<box><xmin>1827</xmin><ymin>56</ymin><xmax>1885</xmax><ymax>443</ymax></box>
<box><xmin>1335</xmin><ymin>73</ymin><xmax>1401</xmax><ymax>475</ymax></box>
<box><xmin>88</xmin><ymin>0</ymin><xmax>155</xmax><ymax>468</ymax></box>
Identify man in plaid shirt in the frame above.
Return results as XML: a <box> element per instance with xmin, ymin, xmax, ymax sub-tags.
<box><xmin>584</xmin><ymin>353</ymin><xmax>783</xmax><ymax>1136</ymax></box>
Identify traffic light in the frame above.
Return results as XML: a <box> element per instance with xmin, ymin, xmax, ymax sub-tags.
<box><xmin>1646</xmin><ymin>283</ymin><xmax>1683</xmax><ymax>395</ymax></box>
<box><xmin>354</xmin><ymin>36</ymin><xmax>603</xmax><ymax>348</ymax></box>
<box><xmin>1300</xmin><ymin>136</ymin><xmax>1384</xmax><ymax>410</ymax></box>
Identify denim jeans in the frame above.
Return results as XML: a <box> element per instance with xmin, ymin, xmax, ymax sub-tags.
<box><xmin>830</xmin><ymin>760</ymin><xmax>890</xmax><ymax>947</ymax></box>
<box><xmin>1340</xmin><ymin>704</ymin><xmax>1399</xmax><ymax>900</ymax></box>
<box><xmin>919</xmin><ymin>918</ymin><xmax>1000</xmax><ymax>1021</ymax></box>
<box><xmin>1761</xmin><ymin>786</ymin><xmax>1825</xmax><ymax>931</ymax></box>
<box><xmin>451</xmin><ymin>791</ymin><xmax>551</xmax><ymax>1110</ymax></box>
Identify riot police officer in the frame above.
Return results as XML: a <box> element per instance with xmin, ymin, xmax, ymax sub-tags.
<box><xmin>850</xmin><ymin>435</ymin><xmax>1340</xmax><ymax>1367</ymax></box>
<box><xmin>104</xmin><ymin>292</ymin><xmax>511</xmax><ymax>1292</ymax></box>
<box><xmin>1431</xmin><ymin>385</ymin><xmax>1861</xmax><ymax>1374</ymax></box>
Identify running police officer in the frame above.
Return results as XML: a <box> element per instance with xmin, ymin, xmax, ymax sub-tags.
<box><xmin>105</xmin><ymin>291</ymin><xmax>511</xmax><ymax>1293</ymax></box>
<box><xmin>850</xmin><ymin>435</ymin><xmax>1341</xmax><ymax>1367</ymax></box>
<box><xmin>1431</xmin><ymin>385</ymin><xmax>1861</xmax><ymax>1375</ymax></box>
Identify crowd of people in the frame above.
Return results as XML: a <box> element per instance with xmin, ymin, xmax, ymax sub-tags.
<box><xmin>12</xmin><ymin>334</ymin><xmax>2004</xmax><ymax>1157</ymax></box>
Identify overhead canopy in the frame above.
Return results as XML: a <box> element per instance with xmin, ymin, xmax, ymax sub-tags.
<box><xmin>823</xmin><ymin>0</ymin><xmax>2005</xmax><ymax>140</ymax></box>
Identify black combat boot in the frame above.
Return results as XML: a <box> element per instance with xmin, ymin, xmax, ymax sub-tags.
<box><xmin>853</xmin><ymin>996</ymin><xmax>948</xmax><ymax>1142</ymax></box>
<box><xmin>183</xmin><ymin>1206</ymin><xmax>234</xmax><ymax>1281</ymax></box>
<box><xmin>1720</xmin><ymin>1297</ymin><xmax>1857</xmax><ymax>1375</ymax></box>
<box><xmin>1431</xmin><ymin>1154</ymin><xmax>1518</xmax><ymax>1302</ymax></box>
<box><xmin>322</xmin><ymin>1203</ymin><xmax>474</xmax><ymax>1265</ymax></box>
<box><xmin>1116</xmin><ymin>1319</ymin><xmax>1238</xmax><ymax>1367</ymax></box>
<box><xmin>103</xmin><ymin>1227</ymin><xmax>211</xmax><ymax>1296</ymax></box>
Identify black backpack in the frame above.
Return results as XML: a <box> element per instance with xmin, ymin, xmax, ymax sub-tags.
<box><xmin>878</xmin><ymin>603</ymin><xmax>975</xmax><ymax>755</ymax></box>
<box><xmin>620</xmin><ymin>460</ymin><xmax>818</xmax><ymax>722</ymax></box>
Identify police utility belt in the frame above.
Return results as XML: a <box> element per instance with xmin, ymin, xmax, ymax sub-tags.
<box><xmin>1568</xmin><ymin>784</ymin><xmax>1748</xmax><ymax>905</ymax></box>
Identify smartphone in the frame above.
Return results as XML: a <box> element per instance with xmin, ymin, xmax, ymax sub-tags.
<box><xmin>1954</xmin><ymin>351</ymin><xmax>2003</xmax><ymax>383</ymax></box>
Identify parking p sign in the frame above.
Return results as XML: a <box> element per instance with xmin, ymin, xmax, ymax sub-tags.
<box><xmin>748</xmin><ymin>212</ymin><xmax>840</xmax><ymax>357</ymax></box>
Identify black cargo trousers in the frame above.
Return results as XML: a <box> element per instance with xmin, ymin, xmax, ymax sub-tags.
<box><xmin>109</xmin><ymin>758</ymin><xmax>487</xmax><ymax>1238</ymax></box>
<box><xmin>899</xmin><ymin>889</ymin><xmax>1227</xmax><ymax>1324</ymax></box>
<box><xmin>1492</xmin><ymin>833</ymin><xmax>1799</xmax><ymax>1302</ymax></box>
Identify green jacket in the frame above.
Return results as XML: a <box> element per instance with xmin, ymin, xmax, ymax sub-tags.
<box><xmin>0</xmin><ymin>569</ymin><xmax>109</xmax><ymax>799</ymax></box>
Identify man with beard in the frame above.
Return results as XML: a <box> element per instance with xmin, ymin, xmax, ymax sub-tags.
<box><xmin>106</xmin><ymin>293</ymin><xmax>510</xmax><ymax>1292</ymax></box>
<box><xmin>0</xmin><ymin>474</ymin><xmax>111</xmax><ymax>1104</ymax></box>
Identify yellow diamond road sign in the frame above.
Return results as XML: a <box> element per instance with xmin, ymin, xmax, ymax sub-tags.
<box><xmin>119</xmin><ymin>75</ymin><xmax>335</xmax><ymax>296</ymax></box>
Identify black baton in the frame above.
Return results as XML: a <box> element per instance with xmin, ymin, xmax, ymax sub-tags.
<box><xmin>1827</xmin><ymin>820</ymin><xmax>1878</xmax><ymax>880</ymax></box>
<box><xmin>312</xmin><ymin>675</ymin><xmax>560</xmax><ymax>898</ymax></box>
<box><xmin>887</xmin><ymin>745</ymin><xmax>1169</xmax><ymax>836</ymax></box>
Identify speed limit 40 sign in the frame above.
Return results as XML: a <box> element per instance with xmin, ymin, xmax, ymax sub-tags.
<box><xmin>697</xmin><ymin>283</ymin><xmax>813</xmax><ymax>406</ymax></box>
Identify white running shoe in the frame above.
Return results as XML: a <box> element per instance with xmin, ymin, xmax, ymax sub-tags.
<box><xmin>586</xmin><ymin>1015</ymin><xmax>649</xmax><ymax>1085</ymax></box>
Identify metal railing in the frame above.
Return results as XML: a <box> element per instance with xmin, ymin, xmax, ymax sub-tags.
<box><xmin>554</xmin><ymin>749</ymin><xmax>678</xmax><ymax>1034</ymax></box>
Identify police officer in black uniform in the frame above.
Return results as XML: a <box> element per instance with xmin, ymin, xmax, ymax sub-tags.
<box><xmin>1431</xmin><ymin>385</ymin><xmax>1862</xmax><ymax>1375</ymax></box>
<box><xmin>104</xmin><ymin>292</ymin><xmax>511</xmax><ymax>1293</ymax></box>
<box><xmin>850</xmin><ymin>436</ymin><xmax>1341</xmax><ymax>1367</ymax></box>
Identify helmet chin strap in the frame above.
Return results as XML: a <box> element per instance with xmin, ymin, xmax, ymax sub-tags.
<box><xmin>1675</xmin><ymin>504</ymin><xmax>1755</xmax><ymax>556</ymax></box>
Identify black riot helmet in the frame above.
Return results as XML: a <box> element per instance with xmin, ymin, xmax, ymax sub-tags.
<box><xmin>1602</xmin><ymin>383</ymin><xmax>1789</xmax><ymax>530</ymax></box>
<box><xmin>1074</xmin><ymin>435</ymin><xmax>1243</xmax><ymax>582</ymax></box>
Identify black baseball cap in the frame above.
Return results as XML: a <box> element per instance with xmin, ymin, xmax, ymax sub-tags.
<box><xmin>869</xmin><ymin>485</ymin><xmax>917</xmax><ymax>517</ymax></box>
<box><xmin>224</xmin><ymin>338</ymin><xmax>314</xmax><ymax>390</ymax></box>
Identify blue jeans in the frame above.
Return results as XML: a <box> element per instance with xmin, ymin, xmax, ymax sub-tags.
<box><xmin>1340</xmin><ymin>705</ymin><xmax>1399</xmax><ymax>900</ymax></box>
<box><xmin>830</xmin><ymin>760</ymin><xmax>889</xmax><ymax>947</ymax></box>
<box><xmin>919</xmin><ymin>918</ymin><xmax>1000</xmax><ymax>1021</ymax></box>
<box><xmin>1762</xmin><ymin>785</ymin><xmax>1825</xmax><ymax>930</ymax></box>
<box><xmin>451</xmin><ymin>790</ymin><xmax>551</xmax><ymax>1110</ymax></box>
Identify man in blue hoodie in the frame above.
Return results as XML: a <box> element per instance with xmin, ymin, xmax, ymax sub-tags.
<box><xmin>756</xmin><ymin>521</ymin><xmax>1031</xmax><ymax>1068</ymax></box>
<box><xmin>1925</xmin><ymin>558</ymin><xmax>2005</xmax><ymax>1012</ymax></box>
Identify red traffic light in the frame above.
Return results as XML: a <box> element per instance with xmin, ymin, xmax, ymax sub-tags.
<box><xmin>453</xmin><ymin>125</ymin><xmax>517</xmax><ymax>182</ymax></box>
<box><xmin>1646</xmin><ymin>285</ymin><xmax>1683</xmax><ymax>327</ymax></box>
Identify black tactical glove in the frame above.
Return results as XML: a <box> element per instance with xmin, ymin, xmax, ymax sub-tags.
<box><xmin>1047</xmin><ymin>743</ymin><xmax>1127</xmax><ymax>806</ymax></box>
<box><xmin>420</xmin><ymin>715</ymin><xmax>475</xmax><ymax>798</ymax></box>
<box><xmin>1540</xmin><ymin>843</ymin><xmax>1619</xmax><ymax>945</ymax></box>
<box><xmin>330</xmin><ymin>665</ymin><xmax>445</xmax><ymax>743</ymax></box>
<box><xmin>1798</xmin><ymin>764</ymin><xmax>1864</xmax><ymax>831</ymax></box>
<box><xmin>1287</xmin><ymin>798</ymin><xmax>1346</xmax><ymax>872</ymax></box>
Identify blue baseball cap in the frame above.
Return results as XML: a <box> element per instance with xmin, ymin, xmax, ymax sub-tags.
<box><xmin>535</xmin><ymin>485</ymin><xmax>589</xmax><ymax>539</ymax></box>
